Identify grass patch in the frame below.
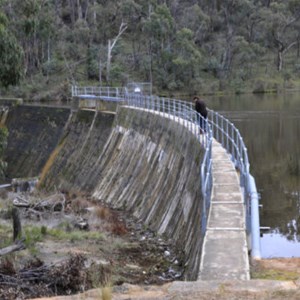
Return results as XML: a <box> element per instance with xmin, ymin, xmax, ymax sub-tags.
<box><xmin>0</xmin><ymin>223</ymin><xmax>12</xmax><ymax>247</ymax></box>
<box><xmin>47</xmin><ymin>228</ymin><xmax>104</xmax><ymax>241</ymax></box>
<box><xmin>251</xmin><ymin>268</ymin><xmax>299</xmax><ymax>281</ymax></box>
<box><xmin>23</xmin><ymin>225</ymin><xmax>104</xmax><ymax>253</ymax></box>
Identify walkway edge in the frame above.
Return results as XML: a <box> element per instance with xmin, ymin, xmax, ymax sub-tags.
<box><xmin>199</xmin><ymin>140</ymin><xmax>250</xmax><ymax>280</ymax></box>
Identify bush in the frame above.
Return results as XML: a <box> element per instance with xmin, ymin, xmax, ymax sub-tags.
<box><xmin>252</xmin><ymin>80</ymin><xmax>266</xmax><ymax>93</ymax></box>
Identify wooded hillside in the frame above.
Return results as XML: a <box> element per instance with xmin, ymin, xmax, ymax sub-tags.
<box><xmin>1</xmin><ymin>0</ymin><xmax>300</xmax><ymax>97</ymax></box>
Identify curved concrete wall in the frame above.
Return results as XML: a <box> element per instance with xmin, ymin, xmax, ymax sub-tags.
<box><xmin>4</xmin><ymin>105</ymin><xmax>205</xmax><ymax>280</ymax></box>
<box><xmin>39</xmin><ymin>109</ymin><xmax>115</xmax><ymax>191</ymax></box>
<box><xmin>91</xmin><ymin>106</ymin><xmax>205</xmax><ymax>280</ymax></box>
<box><xmin>3</xmin><ymin>106</ymin><xmax>70</xmax><ymax>179</ymax></box>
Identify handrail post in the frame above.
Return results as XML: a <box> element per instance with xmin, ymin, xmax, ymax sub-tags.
<box><xmin>226</xmin><ymin>120</ymin><xmax>229</xmax><ymax>152</ymax></box>
<box><xmin>216</xmin><ymin>113</ymin><xmax>219</xmax><ymax>141</ymax></box>
<box><xmin>249</xmin><ymin>175</ymin><xmax>261</xmax><ymax>259</ymax></box>
<box><xmin>221</xmin><ymin>116</ymin><xmax>224</xmax><ymax>147</ymax></box>
<box><xmin>231</xmin><ymin>124</ymin><xmax>234</xmax><ymax>160</ymax></box>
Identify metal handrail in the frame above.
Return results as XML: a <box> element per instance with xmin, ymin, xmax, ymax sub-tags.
<box><xmin>124</xmin><ymin>93</ymin><xmax>214</xmax><ymax>234</ymax></box>
<box><xmin>72</xmin><ymin>85</ymin><xmax>127</xmax><ymax>98</ymax></box>
<box><xmin>207</xmin><ymin>109</ymin><xmax>261</xmax><ymax>259</ymax></box>
<box><xmin>71</xmin><ymin>85</ymin><xmax>261</xmax><ymax>259</ymax></box>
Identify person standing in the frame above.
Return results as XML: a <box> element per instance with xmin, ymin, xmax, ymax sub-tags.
<box><xmin>194</xmin><ymin>96</ymin><xmax>208</xmax><ymax>131</ymax></box>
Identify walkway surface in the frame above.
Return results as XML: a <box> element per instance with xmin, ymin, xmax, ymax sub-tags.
<box><xmin>199</xmin><ymin>140</ymin><xmax>250</xmax><ymax>280</ymax></box>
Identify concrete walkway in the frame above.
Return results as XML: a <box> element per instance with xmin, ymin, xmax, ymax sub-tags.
<box><xmin>199</xmin><ymin>140</ymin><xmax>250</xmax><ymax>280</ymax></box>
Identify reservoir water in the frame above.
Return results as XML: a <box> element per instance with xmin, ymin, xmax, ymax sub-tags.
<box><xmin>207</xmin><ymin>92</ymin><xmax>300</xmax><ymax>258</ymax></box>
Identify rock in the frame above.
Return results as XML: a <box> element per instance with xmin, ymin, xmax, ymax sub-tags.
<box><xmin>74</xmin><ymin>218</ymin><xmax>89</xmax><ymax>230</ymax></box>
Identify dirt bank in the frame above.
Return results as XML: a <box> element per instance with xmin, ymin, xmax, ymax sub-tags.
<box><xmin>1</xmin><ymin>189</ymin><xmax>300</xmax><ymax>299</ymax></box>
<box><xmin>0</xmin><ymin>190</ymin><xmax>184</xmax><ymax>299</ymax></box>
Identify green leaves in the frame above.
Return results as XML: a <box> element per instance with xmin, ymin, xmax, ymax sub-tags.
<box><xmin>2</xmin><ymin>0</ymin><xmax>300</xmax><ymax>94</ymax></box>
<box><xmin>0</xmin><ymin>18</ymin><xmax>23</xmax><ymax>87</ymax></box>
<box><xmin>0</xmin><ymin>126</ymin><xmax>8</xmax><ymax>180</ymax></box>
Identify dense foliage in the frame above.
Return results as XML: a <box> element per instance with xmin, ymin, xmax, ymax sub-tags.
<box><xmin>0</xmin><ymin>11</ymin><xmax>23</xmax><ymax>87</ymax></box>
<box><xmin>2</xmin><ymin>0</ymin><xmax>300</xmax><ymax>96</ymax></box>
<box><xmin>0</xmin><ymin>126</ymin><xmax>8</xmax><ymax>180</ymax></box>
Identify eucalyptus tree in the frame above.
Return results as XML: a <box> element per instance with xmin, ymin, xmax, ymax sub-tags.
<box><xmin>260</xmin><ymin>0</ymin><xmax>300</xmax><ymax>71</ymax></box>
<box><xmin>172</xmin><ymin>28</ymin><xmax>202</xmax><ymax>91</ymax></box>
<box><xmin>177</xmin><ymin>4</ymin><xmax>210</xmax><ymax>46</ymax></box>
<box><xmin>3</xmin><ymin>0</ymin><xmax>57</xmax><ymax>76</ymax></box>
<box><xmin>119</xmin><ymin>0</ymin><xmax>144</xmax><ymax>71</ymax></box>
<box><xmin>0</xmin><ymin>10</ymin><xmax>23</xmax><ymax>87</ymax></box>
<box><xmin>142</xmin><ymin>3</ymin><xmax>175</xmax><ymax>89</ymax></box>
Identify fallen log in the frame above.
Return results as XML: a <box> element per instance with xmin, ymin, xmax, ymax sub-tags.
<box><xmin>0</xmin><ymin>240</ymin><xmax>25</xmax><ymax>256</ymax></box>
<box><xmin>13</xmin><ymin>196</ymin><xmax>30</xmax><ymax>208</ymax></box>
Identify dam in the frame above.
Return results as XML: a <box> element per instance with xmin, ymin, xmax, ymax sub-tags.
<box><xmin>1</xmin><ymin>88</ymin><xmax>261</xmax><ymax>281</ymax></box>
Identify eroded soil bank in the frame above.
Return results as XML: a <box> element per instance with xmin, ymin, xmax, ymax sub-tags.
<box><xmin>29</xmin><ymin>261</ymin><xmax>300</xmax><ymax>300</ymax></box>
<box><xmin>1</xmin><ymin>193</ymin><xmax>300</xmax><ymax>300</ymax></box>
<box><xmin>0</xmin><ymin>189</ymin><xmax>184</xmax><ymax>299</ymax></box>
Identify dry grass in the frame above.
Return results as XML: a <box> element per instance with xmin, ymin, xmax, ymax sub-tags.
<box><xmin>101</xmin><ymin>286</ymin><xmax>112</xmax><ymax>300</ymax></box>
<box><xmin>91</xmin><ymin>205</ymin><xmax>128</xmax><ymax>236</ymax></box>
<box><xmin>71</xmin><ymin>198</ymin><xmax>90</xmax><ymax>213</ymax></box>
<box><xmin>93</xmin><ymin>206</ymin><xmax>111</xmax><ymax>220</ymax></box>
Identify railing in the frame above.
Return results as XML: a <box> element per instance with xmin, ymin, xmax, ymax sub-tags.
<box><xmin>124</xmin><ymin>93</ymin><xmax>213</xmax><ymax>233</ymax></box>
<box><xmin>72</xmin><ymin>85</ymin><xmax>126</xmax><ymax>98</ymax></box>
<box><xmin>71</xmin><ymin>85</ymin><xmax>261</xmax><ymax>259</ymax></box>
<box><xmin>208</xmin><ymin>110</ymin><xmax>261</xmax><ymax>259</ymax></box>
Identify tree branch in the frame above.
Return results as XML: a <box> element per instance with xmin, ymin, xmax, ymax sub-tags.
<box><xmin>0</xmin><ymin>240</ymin><xmax>25</xmax><ymax>256</ymax></box>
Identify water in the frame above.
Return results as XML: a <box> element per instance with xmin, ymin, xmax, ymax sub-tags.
<box><xmin>206</xmin><ymin>92</ymin><xmax>300</xmax><ymax>258</ymax></box>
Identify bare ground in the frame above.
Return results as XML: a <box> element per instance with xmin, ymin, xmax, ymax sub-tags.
<box><xmin>0</xmin><ymin>190</ymin><xmax>184</xmax><ymax>299</ymax></box>
<box><xmin>1</xmin><ymin>190</ymin><xmax>300</xmax><ymax>299</ymax></box>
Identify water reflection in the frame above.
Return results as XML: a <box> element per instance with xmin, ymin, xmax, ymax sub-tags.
<box><xmin>206</xmin><ymin>93</ymin><xmax>300</xmax><ymax>257</ymax></box>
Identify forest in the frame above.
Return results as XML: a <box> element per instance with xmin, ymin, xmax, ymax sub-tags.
<box><xmin>1</xmin><ymin>0</ymin><xmax>300</xmax><ymax>99</ymax></box>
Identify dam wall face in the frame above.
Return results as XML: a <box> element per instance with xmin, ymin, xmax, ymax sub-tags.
<box><xmin>91</xmin><ymin>106</ymin><xmax>205</xmax><ymax>280</ymax></box>
<box><xmin>4</xmin><ymin>104</ymin><xmax>205</xmax><ymax>280</ymax></box>
<box><xmin>3</xmin><ymin>106</ymin><xmax>70</xmax><ymax>179</ymax></box>
<box><xmin>39</xmin><ymin>109</ymin><xmax>115</xmax><ymax>191</ymax></box>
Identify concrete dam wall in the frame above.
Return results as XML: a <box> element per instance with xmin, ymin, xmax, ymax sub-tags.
<box><xmin>3</xmin><ymin>105</ymin><xmax>70</xmax><ymax>179</ymax></box>
<box><xmin>3</xmin><ymin>105</ymin><xmax>205</xmax><ymax>280</ymax></box>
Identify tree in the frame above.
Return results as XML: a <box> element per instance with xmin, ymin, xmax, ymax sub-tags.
<box><xmin>177</xmin><ymin>4</ymin><xmax>210</xmax><ymax>46</ymax></box>
<box><xmin>106</xmin><ymin>22</ymin><xmax>127</xmax><ymax>83</ymax></box>
<box><xmin>142</xmin><ymin>4</ymin><xmax>175</xmax><ymax>89</ymax></box>
<box><xmin>172</xmin><ymin>28</ymin><xmax>202</xmax><ymax>90</ymax></box>
<box><xmin>261</xmin><ymin>1</ymin><xmax>300</xmax><ymax>71</ymax></box>
<box><xmin>0</xmin><ymin>126</ymin><xmax>8</xmax><ymax>180</ymax></box>
<box><xmin>0</xmin><ymin>12</ymin><xmax>23</xmax><ymax>87</ymax></box>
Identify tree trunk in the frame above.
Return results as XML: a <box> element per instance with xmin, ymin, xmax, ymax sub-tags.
<box><xmin>106</xmin><ymin>22</ymin><xmax>127</xmax><ymax>84</ymax></box>
<box><xmin>68</xmin><ymin>0</ymin><xmax>76</xmax><ymax>26</ymax></box>
<box><xmin>148</xmin><ymin>41</ymin><xmax>153</xmax><ymax>87</ymax></box>
<box><xmin>77</xmin><ymin>0</ymin><xmax>82</xmax><ymax>19</ymax></box>
<box><xmin>277</xmin><ymin>49</ymin><xmax>283</xmax><ymax>71</ymax></box>
<box><xmin>107</xmin><ymin>39</ymin><xmax>112</xmax><ymax>83</ymax></box>
<box><xmin>99</xmin><ymin>58</ymin><xmax>102</xmax><ymax>86</ymax></box>
<box><xmin>12</xmin><ymin>207</ymin><xmax>22</xmax><ymax>241</ymax></box>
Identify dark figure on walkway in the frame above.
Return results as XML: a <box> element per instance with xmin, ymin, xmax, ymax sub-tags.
<box><xmin>194</xmin><ymin>96</ymin><xmax>207</xmax><ymax>131</ymax></box>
